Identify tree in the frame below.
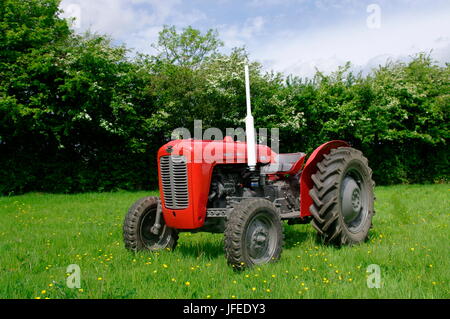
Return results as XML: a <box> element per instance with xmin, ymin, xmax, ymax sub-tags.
<box><xmin>0</xmin><ymin>1</ymin><xmax>159</xmax><ymax>193</ymax></box>
<box><xmin>0</xmin><ymin>5</ymin><xmax>448</xmax><ymax>194</ymax></box>
<box><xmin>152</xmin><ymin>25</ymin><xmax>223</xmax><ymax>68</ymax></box>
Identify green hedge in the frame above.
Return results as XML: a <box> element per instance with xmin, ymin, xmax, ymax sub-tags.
<box><xmin>0</xmin><ymin>0</ymin><xmax>448</xmax><ymax>195</ymax></box>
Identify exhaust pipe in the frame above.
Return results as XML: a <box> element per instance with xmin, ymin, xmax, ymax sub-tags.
<box><xmin>244</xmin><ymin>64</ymin><xmax>256</xmax><ymax>171</ymax></box>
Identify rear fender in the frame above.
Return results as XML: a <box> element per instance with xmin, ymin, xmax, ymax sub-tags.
<box><xmin>299</xmin><ymin>140</ymin><xmax>350</xmax><ymax>217</ymax></box>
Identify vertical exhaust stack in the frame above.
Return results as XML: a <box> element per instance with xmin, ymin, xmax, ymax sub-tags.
<box><xmin>245</xmin><ymin>64</ymin><xmax>256</xmax><ymax>171</ymax></box>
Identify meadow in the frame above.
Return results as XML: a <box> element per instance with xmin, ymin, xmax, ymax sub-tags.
<box><xmin>0</xmin><ymin>184</ymin><xmax>448</xmax><ymax>299</ymax></box>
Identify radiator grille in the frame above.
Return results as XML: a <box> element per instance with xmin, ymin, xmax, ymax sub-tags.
<box><xmin>160</xmin><ymin>155</ymin><xmax>189</xmax><ymax>209</ymax></box>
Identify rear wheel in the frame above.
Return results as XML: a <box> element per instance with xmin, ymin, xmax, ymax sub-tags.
<box><xmin>310</xmin><ymin>147</ymin><xmax>375</xmax><ymax>245</ymax></box>
<box><xmin>224</xmin><ymin>199</ymin><xmax>284</xmax><ymax>270</ymax></box>
<box><xmin>123</xmin><ymin>196</ymin><xmax>178</xmax><ymax>251</ymax></box>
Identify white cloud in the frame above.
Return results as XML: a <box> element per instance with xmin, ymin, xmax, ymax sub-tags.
<box><xmin>248</xmin><ymin>0</ymin><xmax>307</xmax><ymax>7</ymax></box>
<box><xmin>59</xmin><ymin>0</ymin><xmax>206</xmax><ymax>53</ymax></box>
<box><xmin>58</xmin><ymin>1</ymin><xmax>450</xmax><ymax>77</ymax></box>
<box><xmin>220</xmin><ymin>16</ymin><xmax>266</xmax><ymax>49</ymax></box>
<box><xmin>251</xmin><ymin>7</ymin><xmax>450</xmax><ymax>77</ymax></box>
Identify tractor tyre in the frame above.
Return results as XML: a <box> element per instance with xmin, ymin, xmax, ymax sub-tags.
<box><xmin>123</xmin><ymin>196</ymin><xmax>178</xmax><ymax>251</ymax></box>
<box><xmin>310</xmin><ymin>147</ymin><xmax>375</xmax><ymax>246</ymax></box>
<box><xmin>224</xmin><ymin>199</ymin><xmax>284</xmax><ymax>270</ymax></box>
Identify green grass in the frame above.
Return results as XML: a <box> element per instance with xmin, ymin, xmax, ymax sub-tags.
<box><xmin>0</xmin><ymin>184</ymin><xmax>449</xmax><ymax>299</ymax></box>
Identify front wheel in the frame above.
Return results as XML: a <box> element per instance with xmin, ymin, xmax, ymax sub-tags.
<box><xmin>310</xmin><ymin>147</ymin><xmax>375</xmax><ymax>246</ymax></box>
<box><xmin>123</xmin><ymin>196</ymin><xmax>178</xmax><ymax>251</ymax></box>
<box><xmin>224</xmin><ymin>199</ymin><xmax>284</xmax><ymax>270</ymax></box>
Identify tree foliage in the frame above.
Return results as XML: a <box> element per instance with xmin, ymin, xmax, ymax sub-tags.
<box><xmin>0</xmin><ymin>0</ymin><xmax>448</xmax><ymax>194</ymax></box>
<box><xmin>152</xmin><ymin>25</ymin><xmax>223</xmax><ymax>68</ymax></box>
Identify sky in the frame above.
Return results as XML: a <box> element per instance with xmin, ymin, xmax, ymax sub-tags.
<box><xmin>59</xmin><ymin>0</ymin><xmax>450</xmax><ymax>78</ymax></box>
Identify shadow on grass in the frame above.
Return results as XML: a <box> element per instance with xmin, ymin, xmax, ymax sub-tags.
<box><xmin>283</xmin><ymin>224</ymin><xmax>310</xmax><ymax>249</ymax></box>
<box><xmin>177</xmin><ymin>239</ymin><xmax>224</xmax><ymax>260</ymax></box>
<box><xmin>176</xmin><ymin>225</ymin><xmax>313</xmax><ymax>259</ymax></box>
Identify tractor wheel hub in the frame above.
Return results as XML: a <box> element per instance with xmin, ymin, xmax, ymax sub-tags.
<box><xmin>246</xmin><ymin>217</ymin><xmax>275</xmax><ymax>262</ymax></box>
<box><xmin>341</xmin><ymin>176</ymin><xmax>362</xmax><ymax>224</ymax></box>
<box><xmin>252</xmin><ymin>227</ymin><xmax>268</xmax><ymax>245</ymax></box>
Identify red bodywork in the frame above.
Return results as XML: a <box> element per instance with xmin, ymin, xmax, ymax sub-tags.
<box><xmin>157</xmin><ymin>138</ymin><xmax>349</xmax><ymax>230</ymax></box>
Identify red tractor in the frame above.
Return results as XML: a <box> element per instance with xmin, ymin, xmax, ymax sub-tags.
<box><xmin>123</xmin><ymin>66</ymin><xmax>375</xmax><ymax>270</ymax></box>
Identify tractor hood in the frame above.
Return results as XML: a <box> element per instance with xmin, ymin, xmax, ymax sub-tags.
<box><xmin>157</xmin><ymin>137</ymin><xmax>277</xmax><ymax>165</ymax></box>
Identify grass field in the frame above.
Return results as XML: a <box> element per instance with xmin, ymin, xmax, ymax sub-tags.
<box><xmin>0</xmin><ymin>184</ymin><xmax>448</xmax><ymax>299</ymax></box>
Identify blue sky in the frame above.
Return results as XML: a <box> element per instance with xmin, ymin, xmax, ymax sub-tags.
<box><xmin>60</xmin><ymin>0</ymin><xmax>450</xmax><ymax>77</ymax></box>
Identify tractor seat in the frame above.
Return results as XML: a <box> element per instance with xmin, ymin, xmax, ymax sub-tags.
<box><xmin>261</xmin><ymin>152</ymin><xmax>306</xmax><ymax>175</ymax></box>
